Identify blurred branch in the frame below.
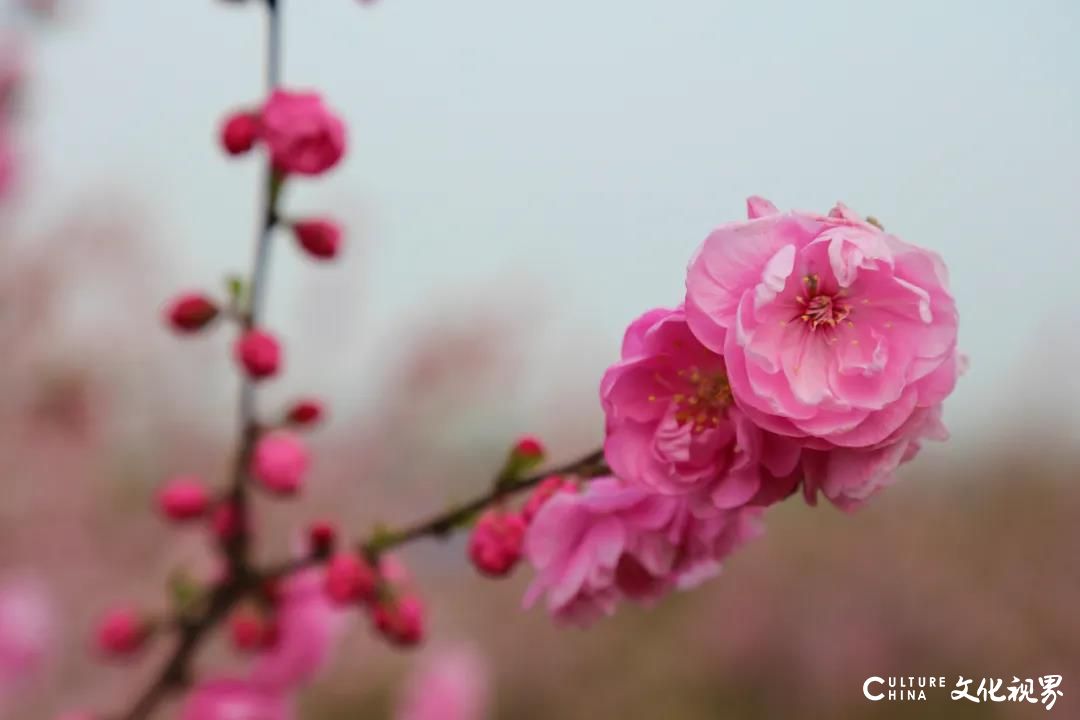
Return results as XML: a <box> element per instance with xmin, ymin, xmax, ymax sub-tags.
<box><xmin>113</xmin><ymin>0</ymin><xmax>284</xmax><ymax>717</ymax></box>
<box><xmin>114</xmin><ymin>444</ymin><xmax>606</xmax><ymax>719</ymax></box>
<box><xmin>112</xmin><ymin>583</ymin><xmax>243</xmax><ymax>720</ymax></box>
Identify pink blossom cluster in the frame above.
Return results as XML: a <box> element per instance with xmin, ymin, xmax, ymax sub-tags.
<box><xmin>82</xmin><ymin>76</ymin><xmax>441</xmax><ymax>718</ymax></box>
<box><xmin>324</xmin><ymin>551</ymin><xmax>426</xmax><ymax>648</ymax></box>
<box><xmin>221</xmin><ymin>90</ymin><xmax>345</xmax><ymax>177</ymax></box>
<box><xmin>92</xmin><ymin>535</ymin><xmax>428</xmax><ymax>717</ymax></box>
<box><xmin>515</xmin><ymin>197</ymin><xmax>961</xmax><ymax>624</ymax></box>
<box><xmin>176</xmin><ymin>556</ymin><xmax>419</xmax><ymax>720</ymax></box>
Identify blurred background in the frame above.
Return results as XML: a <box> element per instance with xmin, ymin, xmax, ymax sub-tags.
<box><xmin>1</xmin><ymin>0</ymin><xmax>1078</xmax><ymax>717</ymax></box>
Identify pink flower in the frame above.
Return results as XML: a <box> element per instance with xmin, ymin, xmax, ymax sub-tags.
<box><xmin>156</xmin><ymin>476</ymin><xmax>211</xmax><ymax>521</ymax></box>
<box><xmin>259</xmin><ymin>90</ymin><xmax>346</xmax><ymax>176</ymax></box>
<box><xmin>468</xmin><ymin>509</ymin><xmax>526</xmax><ymax>577</ymax></box>
<box><xmin>94</xmin><ymin>606</ymin><xmax>146</xmax><ymax>658</ymax></box>
<box><xmin>801</xmin><ymin>404</ymin><xmax>949</xmax><ymax>510</ymax></box>
<box><xmin>292</xmin><ymin>219</ymin><xmax>342</xmax><ymax>260</ymax></box>
<box><xmin>248</xmin><ymin>570</ymin><xmax>349</xmax><ymax>692</ymax></box>
<box><xmin>234</xmin><ymin>329</ymin><xmax>282</xmax><ymax>380</ymax></box>
<box><xmin>0</xmin><ymin>578</ymin><xmax>52</xmax><ymax>696</ymax></box>
<box><xmin>166</xmin><ymin>293</ymin><xmax>219</xmax><ymax>333</ymax></box>
<box><xmin>684</xmin><ymin>198</ymin><xmax>960</xmax><ymax>453</ymax></box>
<box><xmin>220</xmin><ymin>111</ymin><xmax>259</xmax><ymax>156</ymax></box>
<box><xmin>180</xmin><ymin>679</ymin><xmax>292</xmax><ymax>720</ymax></box>
<box><xmin>396</xmin><ymin>646</ymin><xmax>490</xmax><ymax>720</ymax></box>
<box><xmin>601</xmin><ymin>307</ymin><xmax>800</xmax><ymax>509</ymax></box>
<box><xmin>523</xmin><ymin>477</ymin><xmax>762</xmax><ymax>625</ymax></box>
<box><xmin>251</xmin><ymin>432</ymin><xmax>309</xmax><ymax>496</ymax></box>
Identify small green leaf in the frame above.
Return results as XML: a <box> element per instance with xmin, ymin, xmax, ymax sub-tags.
<box><xmin>167</xmin><ymin>568</ymin><xmax>203</xmax><ymax>616</ymax></box>
<box><xmin>226</xmin><ymin>275</ymin><xmax>247</xmax><ymax>305</ymax></box>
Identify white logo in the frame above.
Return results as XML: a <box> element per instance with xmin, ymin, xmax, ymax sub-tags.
<box><xmin>862</xmin><ymin>676</ymin><xmax>945</xmax><ymax>702</ymax></box>
<box><xmin>863</xmin><ymin>675</ymin><xmax>1063</xmax><ymax>710</ymax></box>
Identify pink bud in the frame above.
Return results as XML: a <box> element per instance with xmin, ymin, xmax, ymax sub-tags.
<box><xmin>468</xmin><ymin>509</ymin><xmax>525</xmax><ymax>578</ymax></box>
<box><xmin>234</xmin><ymin>329</ymin><xmax>281</xmax><ymax>380</ymax></box>
<box><xmin>156</xmin><ymin>476</ymin><xmax>211</xmax><ymax>522</ymax></box>
<box><xmin>165</xmin><ymin>293</ymin><xmax>218</xmax><ymax>333</ymax></box>
<box><xmin>292</xmin><ymin>219</ymin><xmax>342</xmax><ymax>260</ymax></box>
<box><xmin>95</xmin><ymin>606</ymin><xmax>147</xmax><ymax>657</ymax></box>
<box><xmin>220</xmin><ymin>112</ymin><xmax>259</xmax><ymax>156</ymax></box>
<box><xmin>211</xmin><ymin>503</ymin><xmax>243</xmax><ymax>541</ymax></box>
<box><xmin>503</xmin><ymin>435</ymin><xmax>545</xmax><ymax>476</ymax></box>
<box><xmin>372</xmin><ymin>595</ymin><xmax>424</xmax><ymax>648</ymax></box>
<box><xmin>513</xmin><ymin>435</ymin><xmax>545</xmax><ymax>461</ymax></box>
<box><xmin>307</xmin><ymin>520</ymin><xmax>337</xmax><ymax>558</ymax></box>
<box><xmin>250</xmin><ymin>431</ymin><xmax>309</xmax><ymax>495</ymax></box>
<box><xmin>324</xmin><ymin>552</ymin><xmax>377</xmax><ymax>605</ymax></box>
<box><xmin>229</xmin><ymin>609</ymin><xmax>276</xmax><ymax>652</ymax></box>
<box><xmin>287</xmin><ymin>398</ymin><xmax>324</xmax><ymax>426</ymax></box>
<box><xmin>521</xmin><ymin>475</ymin><xmax>575</xmax><ymax>523</ymax></box>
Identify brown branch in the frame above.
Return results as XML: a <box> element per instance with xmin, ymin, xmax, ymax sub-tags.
<box><xmin>361</xmin><ymin>447</ymin><xmax>609</xmax><ymax>557</ymax></box>
<box><xmin>111</xmin><ymin>2</ymin><xmax>283</xmax><ymax>718</ymax></box>
<box><xmin>260</xmin><ymin>446</ymin><xmax>611</xmax><ymax>582</ymax></box>
<box><xmin>114</xmin><ymin>584</ymin><xmax>241</xmax><ymax>720</ymax></box>
<box><xmin>114</xmin><ymin>446</ymin><xmax>607</xmax><ymax>719</ymax></box>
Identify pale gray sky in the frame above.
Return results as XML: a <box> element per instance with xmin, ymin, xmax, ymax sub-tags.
<box><xmin>21</xmin><ymin>0</ymin><xmax>1080</xmax><ymax>452</ymax></box>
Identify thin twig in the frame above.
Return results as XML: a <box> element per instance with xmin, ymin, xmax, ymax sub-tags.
<box><xmin>112</xmin><ymin>1</ymin><xmax>284</xmax><ymax>718</ymax></box>
<box><xmin>362</xmin><ymin>448</ymin><xmax>608</xmax><ymax>557</ymax></box>
<box><xmin>260</xmin><ymin>446</ymin><xmax>610</xmax><ymax>581</ymax></box>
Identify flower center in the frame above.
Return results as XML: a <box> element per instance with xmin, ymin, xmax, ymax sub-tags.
<box><xmin>672</xmin><ymin>366</ymin><xmax>732</xmax><ymax>433</ymax></box>
<box><xmin>796</xmin><ymin>274</ymin><xmax>851</xmax><ymax>331</ymax></box>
